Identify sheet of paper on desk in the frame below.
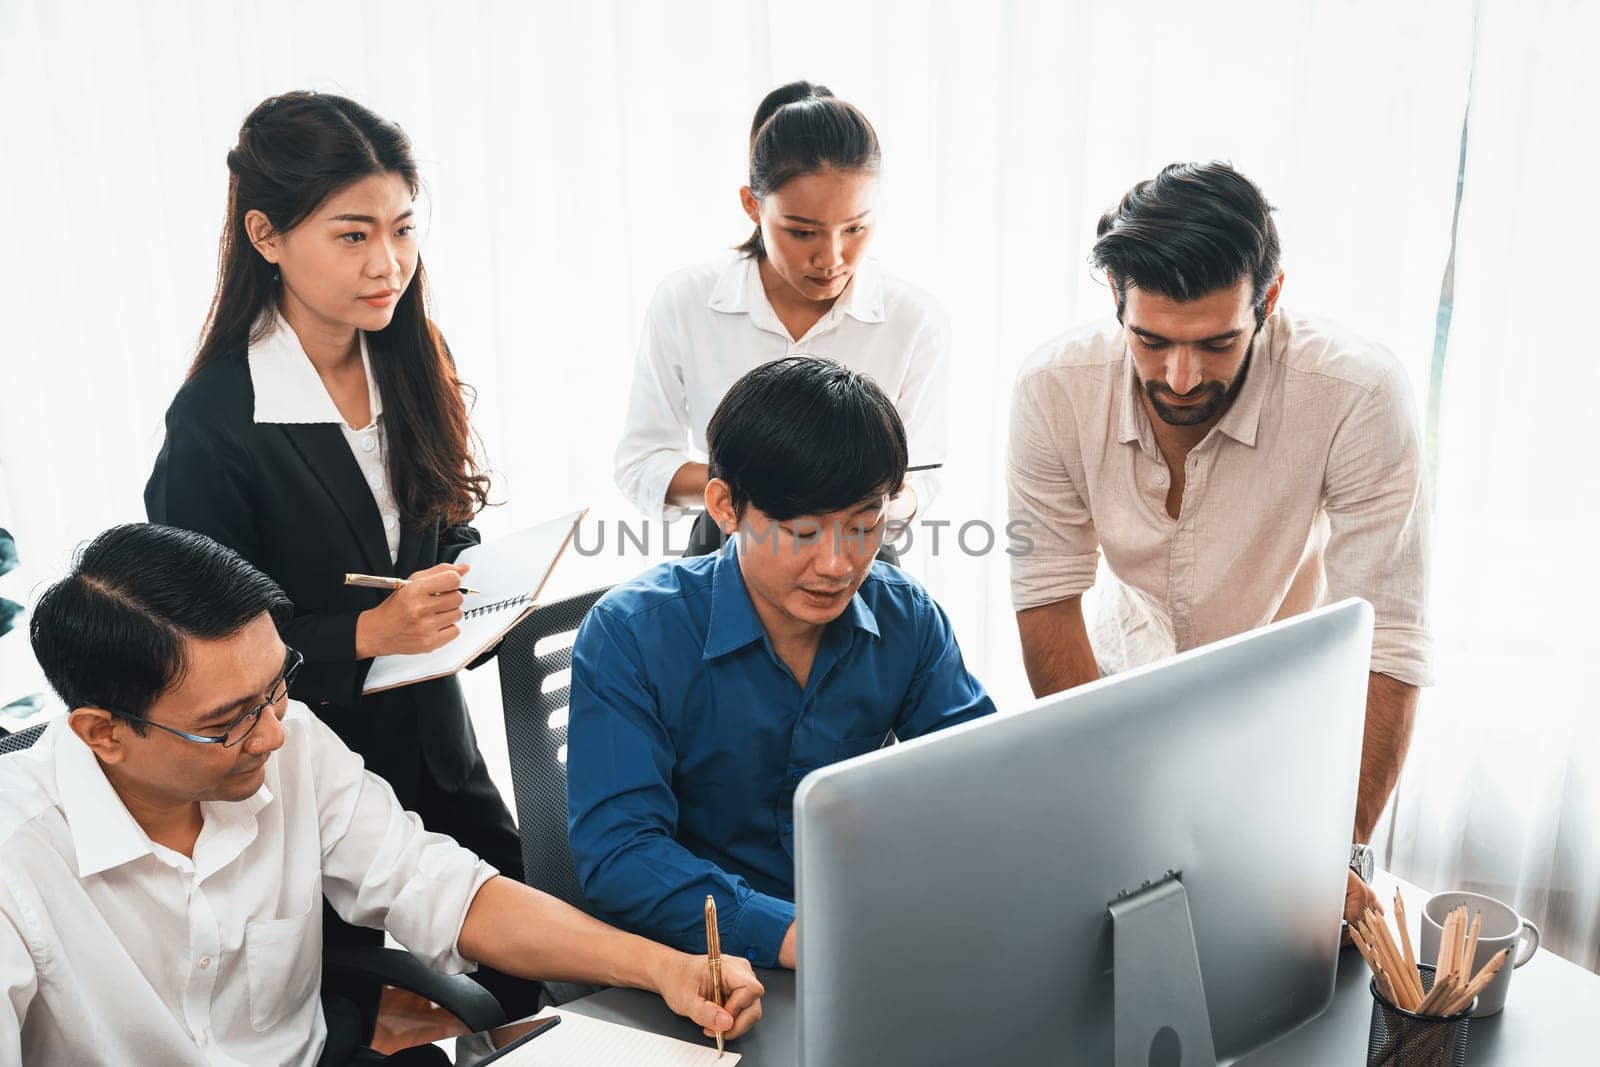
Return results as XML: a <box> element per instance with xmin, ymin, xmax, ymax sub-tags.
<box><xmin>493</xmin><ymin>1009</ymin><xmax>741</xmax><ymax>1065</ymax></box>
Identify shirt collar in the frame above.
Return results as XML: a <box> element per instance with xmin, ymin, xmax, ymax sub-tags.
<box><xmin>52</xmin><ymin>716</ymin><xmax>275</xmax><ymax>879</ymax></box>
<box><xmin>706</xmin><ymin>256</ymin><xmax>887</xmax><ymax>336</ymax></box>
<box><xmin>249</xmin><ymin>309</ymin><xmax>381</xmax><ymax>426</ymax></box>
<box><xmin>1212</xmin><ymin>312</ymin><xmax>1277</xmax><ymax>448</ymax></box>
<box><xmin>1117</xmin><ymin>347</ymin><xmax>1152</xmax><ymax>449</ymax></box>
<box><xmin>702</xmin><ymin>539</ymin><xmax>881</xmax><ymax>661</ymax></box>
<box><xmin>1116</xmin><ymin>311</ymin><xmax>1278</xmax><ymax>450</ymax></box>
<box><xmin>53</xmin><ymin>720</ymin><xmax>155</xmax><ymax>878</ymax></box>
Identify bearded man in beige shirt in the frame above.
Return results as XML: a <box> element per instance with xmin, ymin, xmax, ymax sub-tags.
<box><xmin>1007</xmin><ymin>162</ymin><xmax>1433</xmax><ymax>925</ymax></box>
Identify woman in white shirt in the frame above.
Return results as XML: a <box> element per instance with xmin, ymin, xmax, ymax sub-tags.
<box><xmin>614</xmin><ymin>80</ymin><xmax>950</xmax><ymax>556</ymax></box>
<box><xmin>143</xmin><ymin>90</ymin><xmax>539</xmax><ymax>1027</ymax></box>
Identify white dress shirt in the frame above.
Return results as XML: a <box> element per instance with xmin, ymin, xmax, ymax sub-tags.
<box><xmin>1007</xmin><ymin>308</ymin><xmax>1433</xmax><ymax>686</ymax></box>
<box><xmin>0</xmin><ymin>704</ymin><xmax>496</xmax><ymax>1066</ymax></box>
<box><xmin>250</xmin><ymin>311</ymin><xmax>402</xmax><ymax>563</ymax></box>
<box><xmin>614</xmin><ymin>255</ymin><xmax>950</xmax><ymax>521</ymax></box>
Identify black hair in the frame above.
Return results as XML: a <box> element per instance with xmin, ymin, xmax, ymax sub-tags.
<box><xmin>1090</xmin><ymin>161</ymin><xmax>1282</xmax><ymax>325</ymax></box>
<box><xmin>194</xmin><ymin>90</ymin><xmax>490</xmax><ymax>528</ymax></box>
<box><xmin>29</xmin><ymin>524</ymin><xmax>292</xmax><ymax>732</ymax></box>
<box><xmin>736</xmin><ymin>81</ymin><xmax>882</xmax><ymax>257</ymax></box>
<box><xmin>707</xmin><ymin>356</ymin><xmax>907</xmax><ymax>521</ymax></box>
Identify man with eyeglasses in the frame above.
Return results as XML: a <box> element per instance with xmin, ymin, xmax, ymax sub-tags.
<box><xmin>566</xmin><ymin>357</ymin><xmax>996</xmax><ymax>972</ymax></box>
<box><xmin>0</xmin><ymin>523</ymin><xmax>764</xmax><ymax>1066</ymax></box>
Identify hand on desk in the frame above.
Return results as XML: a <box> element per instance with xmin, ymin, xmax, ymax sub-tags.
<box><xmin>1342</xmin><ymin>869</ymin><xmax>1383</xmax><ymax>944</ymax></box>
<box><xmin>657</xmin><ymin>950</ymin><xmax>765</xmax><ymax>1039</ymax></box>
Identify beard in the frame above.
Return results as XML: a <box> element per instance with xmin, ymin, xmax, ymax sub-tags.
<box><xmin>1144</xmin><ymin>379</ymin><xmax>1230</xmax><ymax>425</ymax></box>
<box><xmin>1143</xmin><ymin>331</ymin><xmax>1258</xmax><ymax>427</ymax></box>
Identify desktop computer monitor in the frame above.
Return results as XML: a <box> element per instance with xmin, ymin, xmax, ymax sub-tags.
<box><xmin>794</xmin><ymin>599</ymin><xmax>1373</xmax><ymax>1066</ymax></box>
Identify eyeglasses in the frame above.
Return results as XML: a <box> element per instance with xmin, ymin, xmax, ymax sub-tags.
<box><xmin>103</xmin><ymin>648</ymin><xmax>303</xmax><ymax>749</ymax></box>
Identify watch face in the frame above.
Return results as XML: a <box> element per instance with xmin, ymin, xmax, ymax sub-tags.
<box><xmin>1352</xmin><ymin>844</ymin><xmax>1374</xmax><ymax>882</ymax></box>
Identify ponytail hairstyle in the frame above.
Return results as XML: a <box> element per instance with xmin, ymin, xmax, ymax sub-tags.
<box><xmin>736</xmin><ymin>81</ymin><xmax>882</xmax><ymax>258</ymax></box>
<box><xmin>191</xmin><ymin>90</ymin><xmax>490</xmax><ymax>529</ymax></box>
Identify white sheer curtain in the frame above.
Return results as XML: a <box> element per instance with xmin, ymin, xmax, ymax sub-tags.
<box><xmin>1385</xmin><ymin>0</ymin><xmax>1600</xmax><ymax>973</ymax></box>
<box><xmin>3</xmin><ymin>0</ymin><xmax>1589</xmax><ymax>967</ymax></box>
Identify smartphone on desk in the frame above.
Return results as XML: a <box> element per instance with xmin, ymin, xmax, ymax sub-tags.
<box><xmin>465</xmin><ymin>1012</ymin><xmax>562</xmax><ymax>1063</ymax></box>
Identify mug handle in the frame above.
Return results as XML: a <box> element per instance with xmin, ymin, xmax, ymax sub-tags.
<box><xmin>1513</xmin><ymin>918</ymin><xmax>1541</xmax><ymax>968</ymax></box>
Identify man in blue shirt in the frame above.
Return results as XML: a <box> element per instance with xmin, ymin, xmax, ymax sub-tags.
<box><xmin>569</xmin><ymin>356</ymin><xmax>996</xmax><ymax>970</ymax></box>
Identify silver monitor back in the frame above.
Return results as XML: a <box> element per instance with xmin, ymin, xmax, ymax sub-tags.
<box><xmin>794</xmin><ymin>599</ymin><xmax>1374</xmax><ymax>1066</ymax></box>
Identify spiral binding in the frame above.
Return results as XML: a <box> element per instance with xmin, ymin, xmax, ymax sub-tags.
<box><xmin>464</xmin><ymin>594</ymin><xmax>531</xmax><ymax>620</ymax></box>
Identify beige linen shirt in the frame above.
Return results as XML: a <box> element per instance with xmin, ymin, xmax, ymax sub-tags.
<box><xmin>1007</xmin><ymin>308</ymin><xmax>1433</xmax><ymax>687</ymax></box>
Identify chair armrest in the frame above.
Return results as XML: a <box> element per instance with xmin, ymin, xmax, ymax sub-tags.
<box><xmin>322</xmin><ymin>945</ymin><xmax>511</xmax><ymax>1034</ymax></box>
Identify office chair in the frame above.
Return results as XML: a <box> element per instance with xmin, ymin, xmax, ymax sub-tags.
<box><xmin>0</xmin><ymin>720</ymin><xmax>507</xmax><ymax>1044</ymax></box>
<box><xmin>0</xmin><ymin>723</ymin><xmax>45</xmax><ymax>755</ymax></box>
<box><xmin>496</xmin><ymin>586</ymin><xmax>611</xmax><ymax>1003</ymax></box>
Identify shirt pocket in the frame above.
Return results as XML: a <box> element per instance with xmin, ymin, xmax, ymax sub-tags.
<box><xmin>833</xmin><ymin>731</ymin><xmax>891</xmax><ymax>762</ymax></box>
<box><xmin>244</xmin><ymin>890</ymin><xmax>320</xmax><ymax>1033</ymax></box>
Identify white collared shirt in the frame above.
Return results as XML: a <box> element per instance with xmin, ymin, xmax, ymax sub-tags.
<box><xmin>1007</xmin><ymin>308</ymin><xmax>1433</xmax><ymax>686</ymax></box>
<box><xmin>0</xmin><ymin>704</ymin><xmax>496</xmax><ymax>1066</ymax></box>
<box><xmin>250</xmin><ymin>311</ymin><xmax>402</xmax><ymax>562</ymax></box>
<box><xmin>614</xmin><ymin>255</ymin><xmax>950</xmax><ymax>521</ymax></box>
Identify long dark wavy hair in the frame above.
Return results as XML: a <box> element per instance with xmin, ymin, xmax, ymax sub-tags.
<box><xmin>191</xmin><ymin>90</ymin><xmax>490</xmax><ymax>529</ymax></box>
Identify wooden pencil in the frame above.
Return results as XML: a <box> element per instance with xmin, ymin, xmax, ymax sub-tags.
<box><xmin>1440</xmin><ymin>947</ymin><xmax>1510</xmax><ymax>1017</ymax></box>
<box><xmin>1394</xmin><ymin>890</ymin><xmax>1421</xmax><ymax>981</ymax></box>
<box><xmin>1362</xmin><ymin>910</ymin><xmax>1422</xmax><ymax>1009</ymax></box>
<box><xmin>1460</xmin><ymin>911</ymin><xmax>1482</xmax><ymax>994</ymax></box>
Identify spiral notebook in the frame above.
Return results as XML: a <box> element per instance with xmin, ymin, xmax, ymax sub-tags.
<box><xmin>361</xmin><ymin>509</ymin><xmax>586</xmax><ymax>695</ymax></box>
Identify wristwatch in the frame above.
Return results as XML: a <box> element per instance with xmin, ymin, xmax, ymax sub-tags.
<box><xmin>1349</xmin><ymin>843</ymin><xmax>1375</xmax><ymax>885</ymax></box>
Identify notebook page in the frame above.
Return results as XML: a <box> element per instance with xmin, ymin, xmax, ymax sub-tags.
<box><xmin>489</xmin><ymin>1009</ymin><xmax>740</xmax><ymax>1066</ymax></box>
<box><xmin>450</xmin><ymin>511</ymin><xmax>583</xmax><ymax>604</ymax></box>
<box><xmin>360</xmin><ymin>510</ymin><xmax>582</xmax><ymax>693</ymax></box>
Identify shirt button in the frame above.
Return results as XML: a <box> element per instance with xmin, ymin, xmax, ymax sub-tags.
<box><xmin>370</xmin><ymin>472</ymin><xmax>385</xmax><ymax>490</ymax></box>
<box><xmin>198</xmin><ymin>956</ymin><xmax>212</xmax><ymax>970</ymax></box>
<box><xmin>361</xmin><ymin>434</ymin><xmax>377</xmax><ymax>453</ymax></box>
<box><xmin>383</xmin><ymin>513</ymin><xmax>397</xmax><ymax>531</ymax></box>
<box><xmin>1154</xmin><ymin>472</ymin><xmax>1167</xmax><ymax>486</ymax></box>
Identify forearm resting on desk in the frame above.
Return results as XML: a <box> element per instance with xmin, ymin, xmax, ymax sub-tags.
<box><xmin>460</xmin><ymin>876</ymin><xmax>673</xmax><ymax>989</ymax></box>
<box><xmin>457</xmin><ymin>876</ymin><xmax>763</xmax><ymax>1036</ymax></box>
<box><xmin>1017</xmin><ymin>595</ymin><xmax>1100</xmax><ymax>698</ymax></box>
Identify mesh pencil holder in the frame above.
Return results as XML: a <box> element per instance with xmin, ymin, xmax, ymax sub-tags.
<box><xmin>1366</xmin><ymin>964</ymin><xmax>1475</xmax><ymax>1067</ymax></box>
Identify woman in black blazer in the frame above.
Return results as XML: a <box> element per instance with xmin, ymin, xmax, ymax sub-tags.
<box><xmin>145</xmin><ymin>91</ymin><xmax>537</xmax><ymax>1023</ymax></box>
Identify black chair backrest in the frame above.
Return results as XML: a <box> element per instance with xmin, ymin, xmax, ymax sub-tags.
<box><xmin>496</xmin><ymin>586</ymin><xmax>611</xmax><ymax>913</ymax></box>
<box><xmin>0</xmin><ymin>723</ymin><xmax>46</xmax><ymax>756</ymax></box>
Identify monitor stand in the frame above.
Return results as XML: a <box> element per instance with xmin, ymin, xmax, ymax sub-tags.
<box><xmin>1108</xmin><ymin>872</ymin><xmax>1218</xmax><ymax>1067</ymax></box>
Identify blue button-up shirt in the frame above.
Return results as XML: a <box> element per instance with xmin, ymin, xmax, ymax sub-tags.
<box><xmin>567</xmin><ymin>543</ymin><xmax>996</xmax><ymax>966</ymax></box>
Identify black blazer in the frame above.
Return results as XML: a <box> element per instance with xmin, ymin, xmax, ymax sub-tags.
<box><xmin>144</xmin><ymin>348</ymin><xmax>481</xmax><ymax>790</ymax></box>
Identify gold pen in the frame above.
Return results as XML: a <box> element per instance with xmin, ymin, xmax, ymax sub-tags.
<box><xmin>705</xmin><ymin>894</ymin><xmax>724</xmax><ymax>1057</ymax></box>
<box><xmin>343</xmin><ymin>573</ymin><xmax>481</xmax><ymax>596</ymax></box>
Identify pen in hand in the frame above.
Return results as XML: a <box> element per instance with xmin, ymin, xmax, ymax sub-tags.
<box><xmin>705</xmin><ymin>894</ymin><xmax>724</xmax><ymax>1057</ymax></box>
<box><xmin>344</xmin><ymin>572</ymin><xmax>481</xmax><ymax>596</ymax></box>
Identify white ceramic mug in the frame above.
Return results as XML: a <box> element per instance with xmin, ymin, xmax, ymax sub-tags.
<box><xmin>1419</xmin><ymin>890</ymin><xmax>1539</xmax><ymax>1017</ymax></box>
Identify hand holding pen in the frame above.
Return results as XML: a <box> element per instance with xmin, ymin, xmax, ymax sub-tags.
<box><xmin>351</xmin><ymin>563</ymin><xmax>473</xmax><ymax>658</ymax></box>
<box><xmin>705</xmin><ymin>894</ymin><xmax>725</xmax><ymax>1056</ymax></box>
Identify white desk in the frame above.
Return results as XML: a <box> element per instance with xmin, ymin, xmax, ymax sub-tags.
<box><xmin>564</xmin><ymin>873</ymin><xmax>1600</xmax><ymax>1064</ymax></box>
